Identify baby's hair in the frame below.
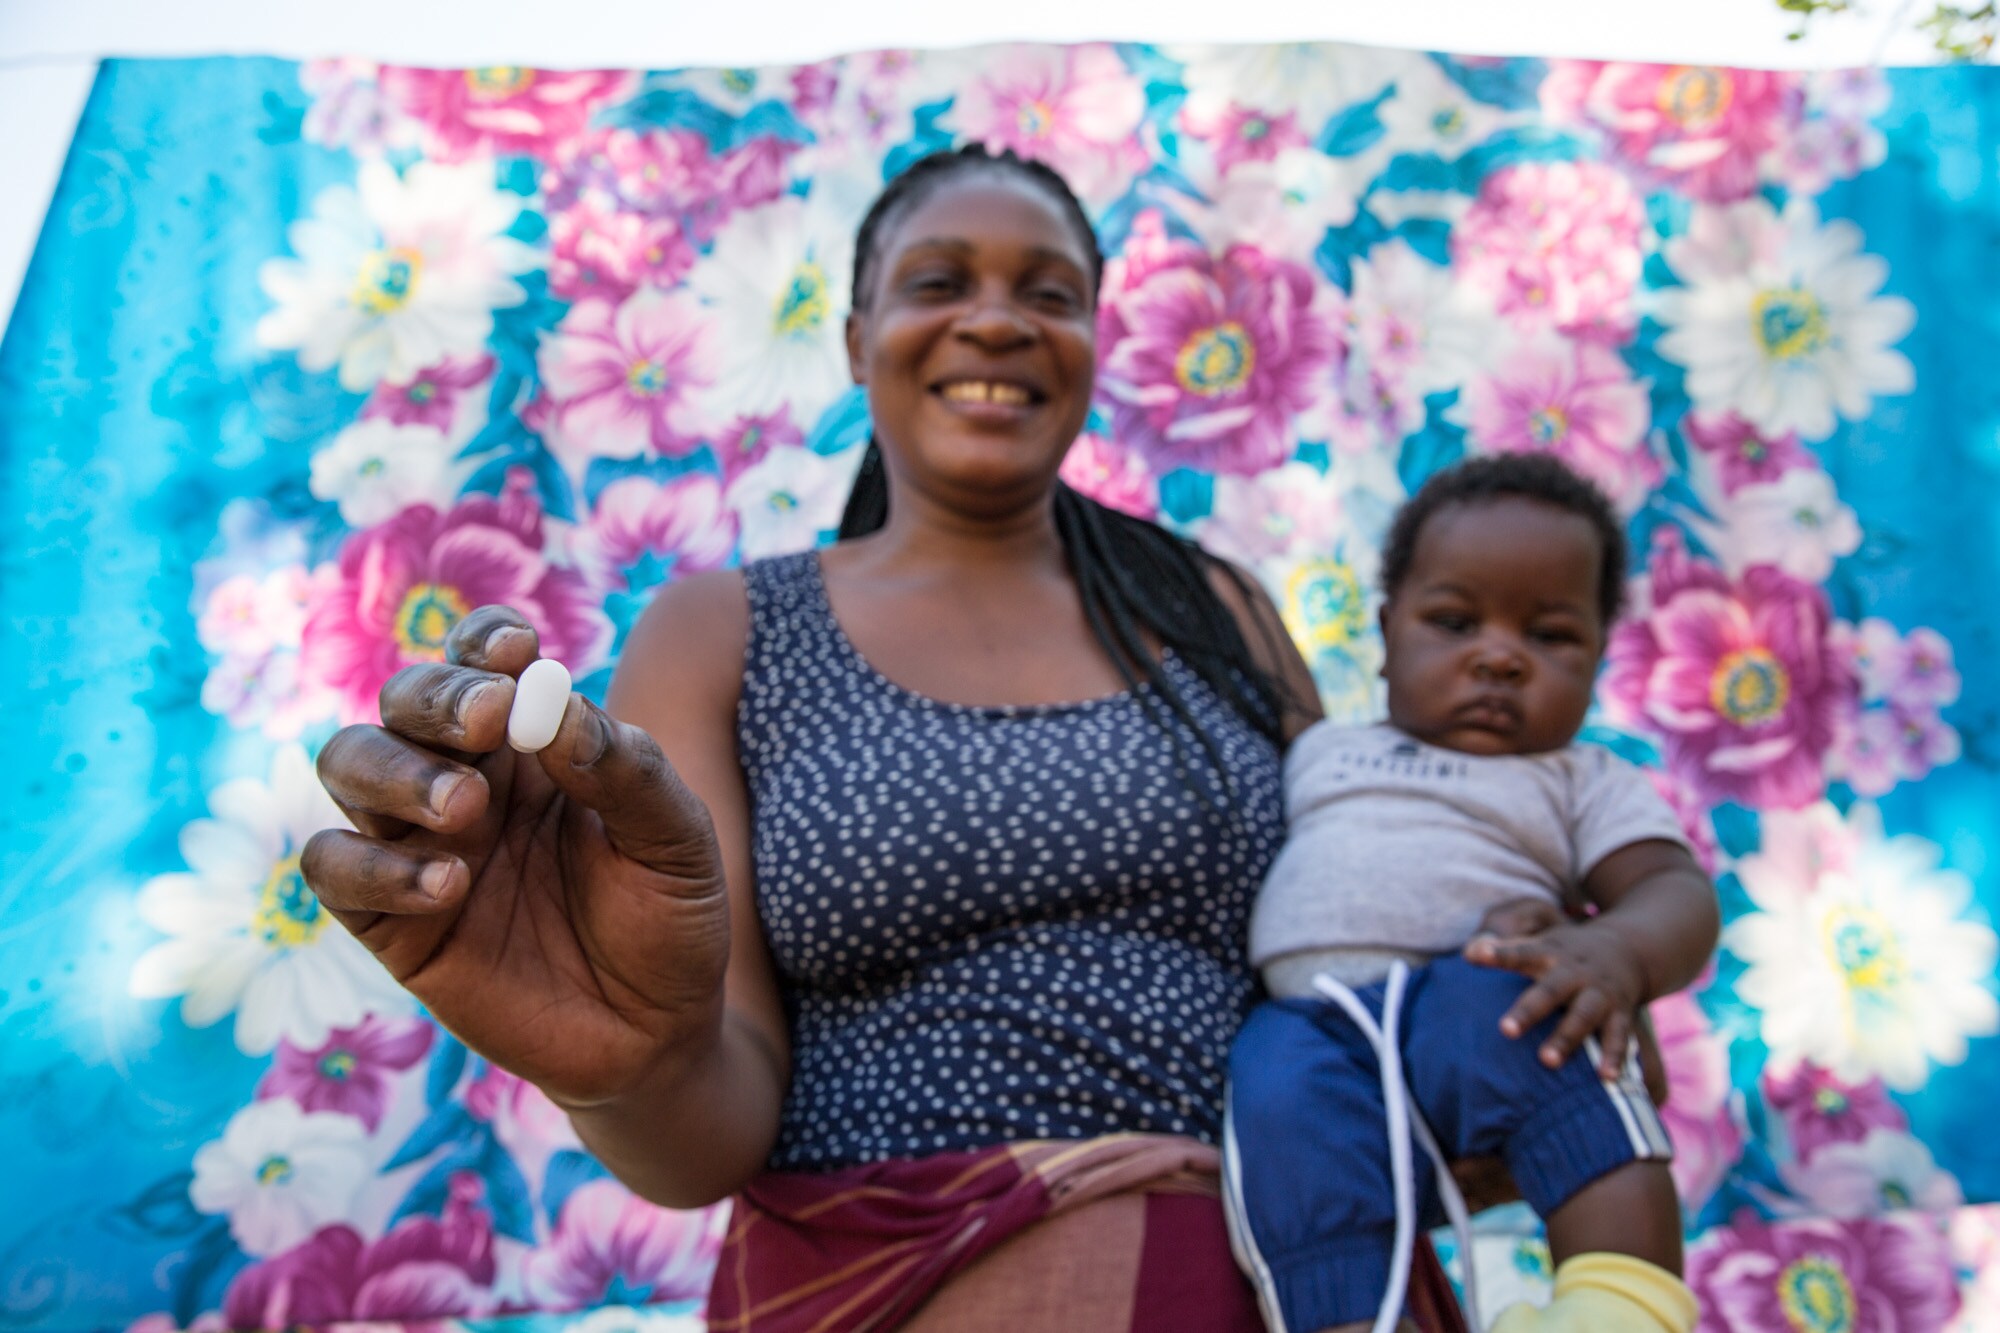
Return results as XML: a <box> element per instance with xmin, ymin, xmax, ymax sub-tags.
<box><xmin>1380</xmin><ymin>453</ymin><xmax>1628</xmax><ymax>626</ymax></box>
<box><xmin>849</xmin><ymin>143</ymin><xmax>1106</xmax><ymax>312</ymax></box>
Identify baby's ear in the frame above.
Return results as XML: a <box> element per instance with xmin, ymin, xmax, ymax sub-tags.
<box><xmin>1376</xmin><ymin>602</ymin><xmax>1391</xmax><ymax>677</ymax></box>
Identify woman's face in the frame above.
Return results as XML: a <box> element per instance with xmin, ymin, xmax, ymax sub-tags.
<box><xmin>846</xmin><ymin>171</ymin><xmax>1098</xmax><ymax>516</ymax></box>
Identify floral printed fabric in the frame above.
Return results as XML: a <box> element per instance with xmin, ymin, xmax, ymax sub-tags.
<box><xmin>0</xmin><ymin>45</ymin><xmax>1996</xmax><ymax>1333</ymax></box>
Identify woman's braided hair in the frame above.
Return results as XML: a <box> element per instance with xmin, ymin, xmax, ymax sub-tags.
<box><xmin>837</xmin><ymin>145</ymin><xmax>1302</xmax><ymax>769</ymax></box>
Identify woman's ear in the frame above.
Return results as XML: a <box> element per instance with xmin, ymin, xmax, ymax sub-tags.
<box><xmin>846</xmin><ymin>311</ymin><xmax>867</xmax><ymax>385</ymax></box>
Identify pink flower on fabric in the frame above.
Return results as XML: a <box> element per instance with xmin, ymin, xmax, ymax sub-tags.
<box><xmin>1180</xmin><ymin>101</ymin><xmax>1309</xmax><ymax>175</ymax></box>
<box><xmin>1833</xmin><ymin>707</ymin><xmax>1904</xmax><ymax>799</ymax></box>
<box><xmin>537</xmin><ymin>289</ymin><xmax>716</xmax><ymax>469</ymax></box>
<box><xmin>1102</xmin><ymin>210</ymin><xmax>1211</xmax><ymax>300</ymax></box>
<box><xmin>1653</xmin><ymin>988</ymin><xmax>1744</xmax><ymax>1213</ymax></box>
<box><xmin>719</xmin><ymin>135</ymin><xmax>798</xmax><ymax>212</ymax></box>
<box><xmin>1848</xmin><ymin>620</ymin><xmax>1962</xmax><ymax>711</ymax></box>
<box><xmin>1540</xmin><ymin>62</ymin><xmax>1803</xmax><ymax>201</ymax></box>
<box><xmin>523</xmin><ymin>1179</ymin><xmax>724</xmax><ymax>1310</ymax></box>
<box><xmin>198</xmin><ymin>567</ymin><xmax>312</xmax><ymax>659</ymax></box>
<box><xmin>1059</xmin><ymin>431</ymin><xmax>1159</xmax><ymax>519</ymax></box>
<box><xmin>1097</xmin><ymin>242</ymin><xmax>1337</xmax><ymax>475</ymax></box>
<box><xmin>221</xmin><ymin>1175</ymin><xmax>497</xmax><ymax>1330</ymax></box>
<box><xmin>1687</xmin><ymin>1212</ymin><xmax>1959</xmax><ymax>1332</ymax></box>
<box><xmin>257</xmin><ymin>1017</ymin><xmax>433</xmax><ymax>1133</ymax></box>
<box><xmin>1764</xmin><ymin>1062</ymin><xmax>1909</xmax><ymax>1165</ymax></box>
<box><xmin>1602</xmin><ymin>531</ymin><xmax>1858</xmax><ymax>810</ymax></box>
<box><xmin>457</xmin><ymin>1065</ymin><xmax>582</xmax><ymax>1192</ymax></box>
<box><xmin>714</xmin><ymin>408</ymin><xmax>803</xmax><ymax>485</ymax></box>
<box><xmin>1888</xmin><ymin>705</ymin><xmax>1962</xmax><ymax>780</ymax></box>
<box><xmin>364</xmin><ymin>354</ymin><xmax>496</xmax><ymax>433</ymax></box>
<box><xmin>946</xmin><ymin>44</ymin><xmax>1149</xmax><ymax>205</ymax></box>
<box><xmin>301</xmin><ymin>471</ymin><xmax>609</xmax><ymax>724</ymax></box>
<box><xmin>1463</xmin><ymin>340</ymin><xmax>1657</xmax><ymax>510</ymax></box>
<box><xmin>547</xmin><ymin>196</ymin><xmax>696</xmax><ymax>304</ymax></box>
<box><xmin>377</xmin><ymin>66</ymin><xmax>634</xmax><ymax>162</ymax></box>
<box><xmin>543</xmin><ymin>127</ymin><xmax>720</xmax><ymax>218</ymax></box>
<box><xmin>575</xmin><ymin>474</ymin><xmax>738</xmax><ymax>593</ymax></box>
<box><xmin>790</xmin><ymin>60</ymin><xmax>839</xmax><ymax>116</ymax></box>
<box><xmin>1452</xmin><ymin>160</ymin><xmax>1646</xmax><ymax>343</ymax></box>
<box><xmin>1682</xmin><ymin>410</ymin><xmax>1815</xmax><ymax>496</ymax></box>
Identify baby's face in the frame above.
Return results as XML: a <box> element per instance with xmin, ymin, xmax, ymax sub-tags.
<box><xmin>1379</xmin><ymin>496</ymin><xmax>1607</xmax><ymax>756</ymax></box>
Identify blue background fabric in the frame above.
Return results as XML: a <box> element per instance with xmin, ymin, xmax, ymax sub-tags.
<box><xmin>3</xmin><ymin>46</ymin><xmax>1998</xmax><ymax>1330</ymax></box>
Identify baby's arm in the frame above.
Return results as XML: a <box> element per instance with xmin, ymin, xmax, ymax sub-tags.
<box><xmin>1463</xmin><ymin>838</ymin><xmax>1719</xmax><ymax>1079</ymax></box>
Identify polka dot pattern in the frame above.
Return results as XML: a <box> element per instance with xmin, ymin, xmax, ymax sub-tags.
<box><xmin>738</xmin><ymin>552</ymin><xmax>1286</xmax><ymax>1171</ymax></box>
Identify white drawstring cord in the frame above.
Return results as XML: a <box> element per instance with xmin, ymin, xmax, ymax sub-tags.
<box><xmin>1312</xmin><ymin>962</ymin><xmax>1480</xmax><ymax>1333</ymax></box>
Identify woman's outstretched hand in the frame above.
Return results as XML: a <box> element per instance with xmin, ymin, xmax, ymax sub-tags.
<box><xmin>300</xmin><ymin>605</ymin><xmax>732</xmax><ymax>1110</ymax></box>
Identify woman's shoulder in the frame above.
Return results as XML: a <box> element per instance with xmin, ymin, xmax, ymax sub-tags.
<box><xmin>613</xmin><ymin>568</ymin><xmax>752</xmax><ymax>711</ymax></box>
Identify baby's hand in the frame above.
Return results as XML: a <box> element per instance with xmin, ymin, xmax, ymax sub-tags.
<box><xmin>1464</xmin><ymin>914</ymin><xmax>1648</xmax><ymax>1080</ymax></box>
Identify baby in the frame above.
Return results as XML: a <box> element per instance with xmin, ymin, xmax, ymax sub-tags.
<box><xmin>1223</xmin><ymin>454</ymin><xmax>1719</xmax><ymax>1333</ymax></box>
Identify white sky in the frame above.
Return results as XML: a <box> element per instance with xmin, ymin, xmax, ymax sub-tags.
<box><xmin>0</xmin><ymin>0</ymin><xmax>1947</xmax><ymax>329</ymax></box>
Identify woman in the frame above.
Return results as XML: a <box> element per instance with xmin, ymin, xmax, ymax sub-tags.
<box><xmin>300</xmin><ymin>146</ymin><xmax>1473</xmax><ymax>1331</ymax></box>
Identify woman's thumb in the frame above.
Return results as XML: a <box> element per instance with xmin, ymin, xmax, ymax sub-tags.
<box><xmin>533</xmin><ymin>694</ymin><xmax>723</xmax><ymax>887</ymax></box>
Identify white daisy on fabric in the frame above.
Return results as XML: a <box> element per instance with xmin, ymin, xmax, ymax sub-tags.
<box><xmin>563</xmin><ymin>1308</ymin><xmax>706</xmax><ymax>1333</ymax></box>
<box><xmin>724</xmin><ymin>444</ymin><xmax>865</xmax><ymax>560</ymax></box>
<box><xmin>1170</xmin><ymin>42</ymin><xmax>1417</xmax><ymax>142</ymax></box>
<box><xmin>670</xmin><ymin>64</ymin><xmax>789</xmax><ymax>117</ymax></box>
<box><xmin>129</xmin><ymin>745</ymin><xmax>412</xmax><ymax>1055</ymax></box>
<box><xmin>1654</xmin><ymin>198</ymin><xmax>1915</xmax><ymax>442</ymax></box>
<box><xmin>687</xmin><ymin>194</ymin><xmax>857</xmax><ymax>421</ymax></box>
<box><xmin>308</xmin><ymin>419</ymin><xmax>467</xmax><ymax>527</ymax></box>
<box><xmin>1375</xmin><ymin>58</ymin><xmax>1510</xmax><ymax>161</ymax></box>
<box><xmin>1726</xmin><ymin>802</ymin><xmax>1998</xmax><ymax>1092</ymax></box>
<box><xmin>1185</xmin><ymin>148</ymin><xmax>1366</xmax><ymax>266</ymax></box>
<box><xmin>1781</xmin><ymin>1128</ymin><xmax>1965</xmax><ymax>1219</ymax></box>
<box><xmin>189</xmin><ymin>1099</ymin><xmax>371</xmax><ymax>1257</ymax></box>
<box><xmin>257</xmin><ymin>159</ymin><xmax>539</xmax><ymax>391</ymax></box>
<box><xmin>1707</xmin><ymin>466</ymin><xmax>1862</xmax><ymax>583</ymax></box>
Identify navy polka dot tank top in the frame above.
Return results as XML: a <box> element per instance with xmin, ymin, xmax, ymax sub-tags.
<box><xmin>737</xmin><ymin>551</ymin><xmax>1286</xmax><ymax>1171</ymax></box>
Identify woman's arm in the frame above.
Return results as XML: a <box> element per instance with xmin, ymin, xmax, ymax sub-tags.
<box><xmin>561</xmin><ymin>570</ymin><xmax>793</xmax><ymax>1209</ymax></box>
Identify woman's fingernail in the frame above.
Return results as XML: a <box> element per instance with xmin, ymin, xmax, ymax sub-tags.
<box><xmin>455</xmin><ymin>683</ymin><xmax>493</xmax><ymax>727</ymax></box>
<box><xmin>481</xmin><ymin>625</ymin><xmax>520</xmax><ymax>659</ymax></box>
<box><xmin>570</xmin><ymin>703</ymin><xmax>609</xmax><ymax>768</ymax></box>
<box><xmin>420</xmin><ymin>861</ymin><xmax>455</xmax><ymax>900</ymax></box>
<box><xmin>429</xmin><ymin>772</ymin><xmax>464</xmax><ymax>816</ymax></box>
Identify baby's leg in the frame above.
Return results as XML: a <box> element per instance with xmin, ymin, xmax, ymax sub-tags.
<box><xmin>1402</xmin><ymin>956</ymin><xmax>1694</xmax><ymax>1333</ymax></box>
<box><xmin>1224</xmin><ymin>995</ymin><xmax>1430</xmax><ymax>1333</ymax></box>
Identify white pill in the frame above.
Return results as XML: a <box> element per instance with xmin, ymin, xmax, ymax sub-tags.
<box><xmin>507</xmin><ymin>657</ymin><xmax>573</xmax><ymax>753</ymax></box>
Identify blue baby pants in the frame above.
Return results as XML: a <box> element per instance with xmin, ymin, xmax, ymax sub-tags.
<box><xmin>1222</xmin><ymin>954</ymin><xmax>1671</xmax><ymax>1332</ymax></box>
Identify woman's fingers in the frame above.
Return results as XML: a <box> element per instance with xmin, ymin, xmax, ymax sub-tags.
<box><xmin>378</xmin><ymin>662</ymin><xmax>518</xmax><ymax>756</ymax></box>
<box><xmin>301</xmin><ymin>828</ymin><xmax>465</xmax><ymax>920</ymax></box>
<box><xmin>449</xmin><ymin>605</ymin><xmax>542</xmax><ymax>674</ymax></box>
<box><xmin>531</xmin><ymin>695</ymin><xmax>725</xmax><ymax>888</ymax></box>
<box><xmin>317</xmin><ymin>723</ymin><xmax>491</xmax><ymax>835</ymax></box>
